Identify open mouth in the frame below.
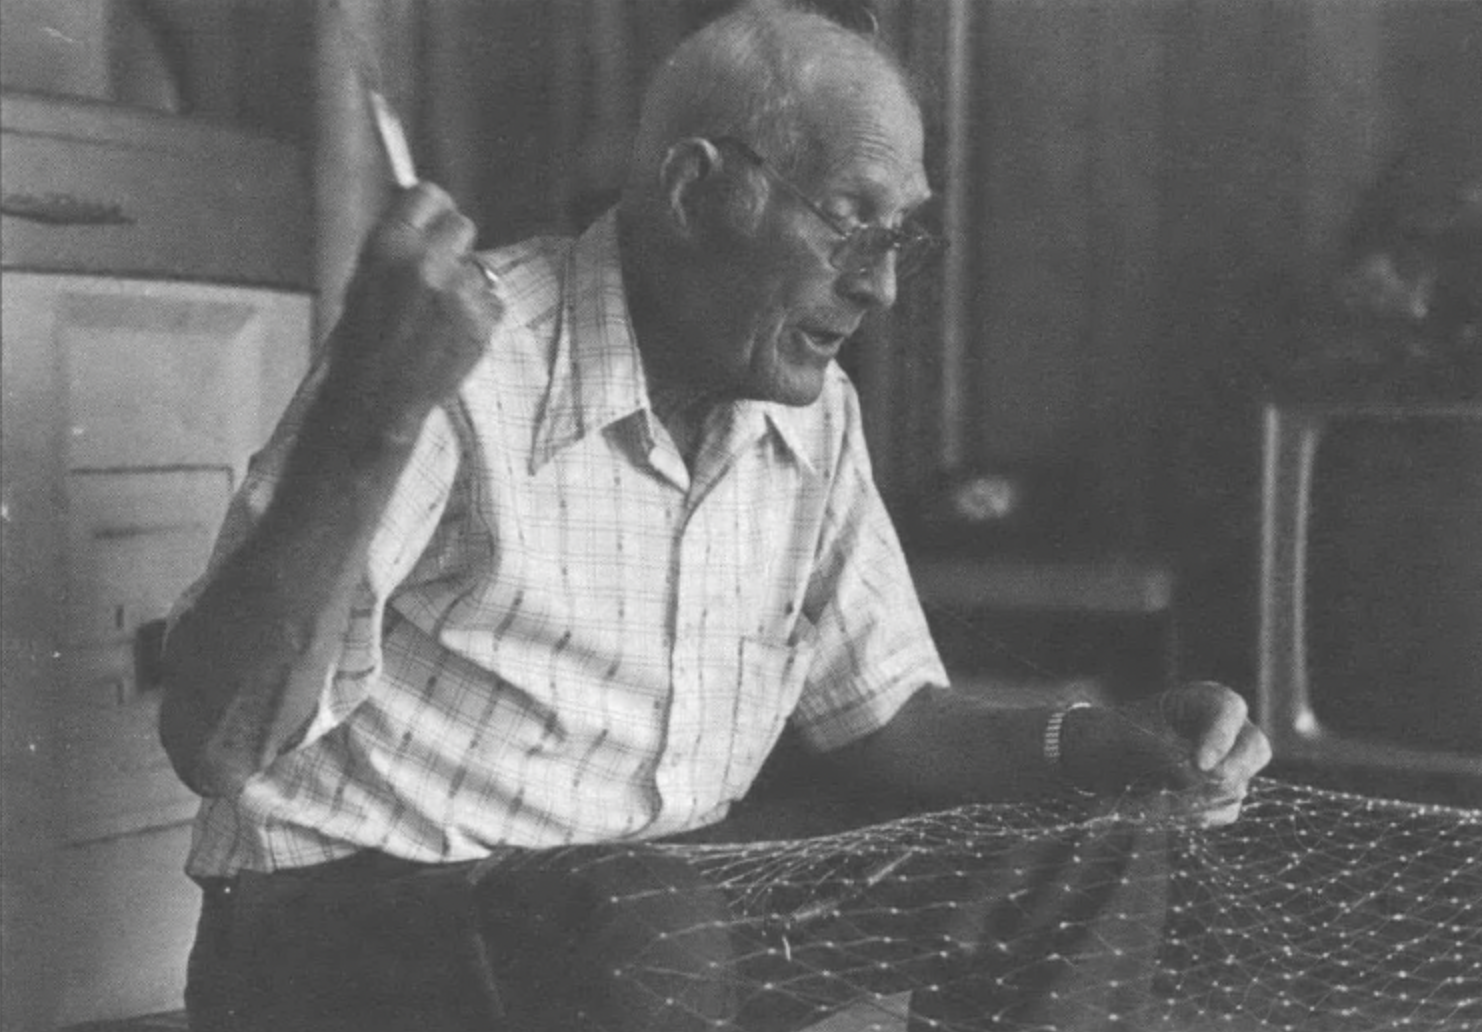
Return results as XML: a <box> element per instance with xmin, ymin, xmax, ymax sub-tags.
<box><xmin>797</xmin><ymin>327</ymin><xmax>847</xmax><ymax>358</ymax></box>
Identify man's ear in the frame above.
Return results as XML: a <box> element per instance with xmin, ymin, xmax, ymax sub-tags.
<box><xmin>658</xmin><ymin>137</ymin><xmax>762</xmax><ymax>239</ymax></box>
<box><xmin>658</xmin><ymin>137</ymin><xmax>724</xmax><ymax>238</ymax></box>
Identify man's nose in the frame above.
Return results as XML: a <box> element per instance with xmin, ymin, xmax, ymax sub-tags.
<box><xmin>839</xmin><ymin>250</ymin><xmax>898</xmax><ymax>311</ymax></box>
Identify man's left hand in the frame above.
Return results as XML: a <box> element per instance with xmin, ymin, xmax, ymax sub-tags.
<box><xmin>1062</xmin><ymin>682</ymin><xmax>1273</xmax><ymax>827</ymax></box>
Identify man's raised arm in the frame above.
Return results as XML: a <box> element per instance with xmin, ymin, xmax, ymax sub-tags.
<box><xmin>160</xmin><ymin>184</ymin><xmax>501</xmax><ymax>798</ymax></box>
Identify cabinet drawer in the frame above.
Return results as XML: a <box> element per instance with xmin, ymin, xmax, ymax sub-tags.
<box><xmin>1</xmin><ymin>92</ymin><xmax>310</xmax><ymax>287</ymax></box>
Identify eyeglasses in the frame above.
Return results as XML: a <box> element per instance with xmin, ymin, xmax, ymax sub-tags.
<box><xmin>709</xmin><ymin>136</ymin><xmax>945</xmax><ymax>280</ymax></box>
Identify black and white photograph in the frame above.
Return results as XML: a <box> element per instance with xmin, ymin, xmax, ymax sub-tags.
<box><xmin>2</xmin><ymin>2</ymin><xmax>1478</xmax><ymax>1030</ymax></box>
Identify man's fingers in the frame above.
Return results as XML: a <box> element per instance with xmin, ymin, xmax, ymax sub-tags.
<box><xmin>1208</xmin><ymin>718</ymin><xmax>1273</xmax><ymax>786</ymax></box>
<box><xmin>328</xmin><ymin>178</ymin><xmax>502</xmax><ymax>422</ymax></box>
<box><xmin>1181</xmin><ymin>721</ymin><xmax>1270</xmax><ymax>828</ymax></box>
<box><xmin>389</xmin><ymin>181</ymin><xmax>458</xmax><ymax>231</ymax></box>
<box><xmin>1191</xmin><ymin>795</ymin><xmax>1244</xmax><ymax>828</ymax></box>
<box><xmin>1101</xmin><ymin>683</ymin><xmax>1271</xmax><ymax>819</ymax></box>
<box><xmin>373</xmin><ymin>183</ymin><xmax>468</xmax><ymax>265</ymax></box>
<box><xmin>1170</xmin><ymin>681</ymin><xmax>1248</xmax><ymax>772</ymax></box>
<box><xmin>420</xmin><ymin>208</ymin><xmax>480</xmax><ymax>281</ymax></box>
<box><xmin>369</xmin><ymin>186</ymin><xmax>489</xmax><ymax>307</ymax></box>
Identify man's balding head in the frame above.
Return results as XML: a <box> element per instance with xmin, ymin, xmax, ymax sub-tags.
<box><xmin>624</xmin><ymin>3</ymin><xmax>914</xmax><ymax>200</ymax></box>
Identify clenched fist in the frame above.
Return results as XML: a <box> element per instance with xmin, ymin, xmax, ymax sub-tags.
<box><xmin>320</xmin><ymin>183</ymin><xmax>505</xmax><ymax>445</ymax></box>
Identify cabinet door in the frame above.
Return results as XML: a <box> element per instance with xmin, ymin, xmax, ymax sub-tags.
<box><xmin>2</xmin><ymin>271</ymin><xmax>310</xmax><ymax>1025</ymax></box>
<box><xmin>62</xmin><ymin>468</ymin><xmax>233</xmax><ymax>841</ymax></box>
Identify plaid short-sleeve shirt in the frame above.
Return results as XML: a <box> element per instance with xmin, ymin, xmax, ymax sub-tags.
<box><xmin>180</xmin><ymin>212</ymin><xmax>948</xmax><ymax>878</ymax></box>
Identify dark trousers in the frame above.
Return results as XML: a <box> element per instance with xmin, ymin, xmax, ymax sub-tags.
<box><xmin>185</xmin><ymin>792</ymin><xmax>1169</xmax><ymax>1032</ymax></box>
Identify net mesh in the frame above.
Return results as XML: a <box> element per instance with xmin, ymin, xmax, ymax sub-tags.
<box><xmin>551</xmin><ymin>778</ymin><xmax>1481</xmax><ymax>1032</ymax></box>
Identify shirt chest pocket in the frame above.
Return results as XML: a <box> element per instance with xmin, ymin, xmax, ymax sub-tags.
<box><xmin>720</xmin><ymin>634</ymin><xmax>816</xmax><ymax>799</ymax></box>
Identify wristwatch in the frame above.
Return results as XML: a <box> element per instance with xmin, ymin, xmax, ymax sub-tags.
<box><xmin>1044</xmin><ymin>701</ymin><xmax>1098</xmax><ymax>797</ymax></box>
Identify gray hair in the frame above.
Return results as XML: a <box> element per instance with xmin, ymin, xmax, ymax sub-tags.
<box><xmin>625</xmin><ymin>2</ymin><xmax>909</xmax><ymax>193</ymax></box>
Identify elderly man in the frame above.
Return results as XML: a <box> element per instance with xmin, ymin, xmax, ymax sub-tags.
<box><xmin>162</xmin><ymin>4</ymin><xmax>1269</xmax><ymax>1030</ymax></box>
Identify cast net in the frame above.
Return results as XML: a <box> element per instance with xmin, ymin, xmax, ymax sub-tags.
<box><xmin>538</xmin><ymin>778</ymin><xmax>1481</xmax><ymax>1032</ymax></box>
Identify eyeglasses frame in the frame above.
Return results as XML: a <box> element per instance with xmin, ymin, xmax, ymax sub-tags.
<box><xmin>706</xmin><ymin>135</ymin><xmax>945</xmax><ymax>280</ymax></box>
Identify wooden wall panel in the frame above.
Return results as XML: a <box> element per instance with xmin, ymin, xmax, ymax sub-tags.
<box><xmin>1083</xmin><ymin>0</ymin><xmax>1168</xmax><ymax>544</ymax></box>
<box><xmin>1156</xmin><ymin>0</ymin><xmax>1308</xmax><ymax>393</ymax></box>
<box><xmin>974</xmin><ymin>1</ymin><xmax>1098</xmax><ymax>463</ymax></box>
<box><xmin>1153</xmin><ymin>0</ymin><xmax>1314</xmax><ymax>679</ymax></box>
<box><xmin>420</xmin><ymin>1</ymin><xmax>563</xmax><ymax>245</ymax></box>
<box><xmin>1382</xmin><ymin>0</ymin><xmax>1482</xmax><ymax>153</ymax></box>
<box><xmin>1302</xmin><ymin>1</ymin><xmax>1386</xmax><ymax>270</ymax></box>
<box><xmin>849</xmin><ymin>0</ymin><xmax>955</xmax><ymax>499</ymax></box>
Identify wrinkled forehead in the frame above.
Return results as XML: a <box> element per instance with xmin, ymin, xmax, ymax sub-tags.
<box><xmin>803</xmin><ymin>65</ymin><xmax>930</xmax><ymax>207</ymax></box>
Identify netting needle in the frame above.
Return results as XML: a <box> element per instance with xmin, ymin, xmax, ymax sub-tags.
<box><xmin>330</xmin><ymin>0</ymin><xmax>501</xmax><ymax>290</ymax></box>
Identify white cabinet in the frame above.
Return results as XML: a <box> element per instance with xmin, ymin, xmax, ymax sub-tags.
<box><xmin>2</xmin><ymin>94</ymin><xmax>311</xmax><ymax>1029</ymax></box>
<box><xmin>2</xmin><ymin>272</ymin><xmax>309</xmax><ymax>1027</ymax></box>
<box><xmin>27</xmin><ymin>276</ymin><xmax>310</xmax><ymax>847</ymax></box>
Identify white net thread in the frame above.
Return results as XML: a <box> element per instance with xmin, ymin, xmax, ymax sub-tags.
<box><xmin>527</xmin><ymin>778</ymin><xmax>1481</xmax><ymax>1032</ymax></box>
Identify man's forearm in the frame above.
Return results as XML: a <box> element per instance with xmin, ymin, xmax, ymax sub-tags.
<box><xmin>160</xmin><ymin>185</ymin><xmax>503</xmax><ymax>798</ymax></box>
<box><xmin>830</xmin><ymin>681</ymin><xmax>1264</xmax><ymax>824</ymax></box>
<box><xmin>160</xmin><ymin>388</ymin><xmax>425</xmax><ymax>798</ymax></box>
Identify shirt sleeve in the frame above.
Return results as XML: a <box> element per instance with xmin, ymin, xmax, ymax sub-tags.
<box><xmin>789</xmin><ymin>379</ymin><xmax>950</xmax><ymax>753</ymax></box>
<box><xmin>167</xmin><ymin>358</ymin><xmax>462</xmax><ymax>752</ymax></box>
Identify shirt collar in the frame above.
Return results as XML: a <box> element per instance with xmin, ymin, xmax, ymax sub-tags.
<box><xmin>746</xmin><ymin>399</ymin><xmax>819</xmax><ymax>478</ymax></box>
<box><xmin>530</xmin><ymin>211</ymin><xmax>650</xmax><ymax>473</ymax></box>
<box><xmin>529</xmin><ymin>210</ymin><xmax>819</xmax><ymax>480</ymax></box>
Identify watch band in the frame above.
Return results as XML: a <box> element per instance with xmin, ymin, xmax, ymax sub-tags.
<box><xmin>1044</xmin><ymin>700</ymin><xmax>1097</xmax><ymax>797</ymax></box>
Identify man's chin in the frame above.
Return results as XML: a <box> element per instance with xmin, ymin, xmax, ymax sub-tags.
<box><xmin>759</xmin><ymin>366</ymin><xmax>829</xmax><ymax>407</ymax></box>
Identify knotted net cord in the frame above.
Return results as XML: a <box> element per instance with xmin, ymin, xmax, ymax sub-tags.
<box><xmin>554</xmin><ymin>778</ymin><xmax>1480</xmax><ymax>1031</ymax></box>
